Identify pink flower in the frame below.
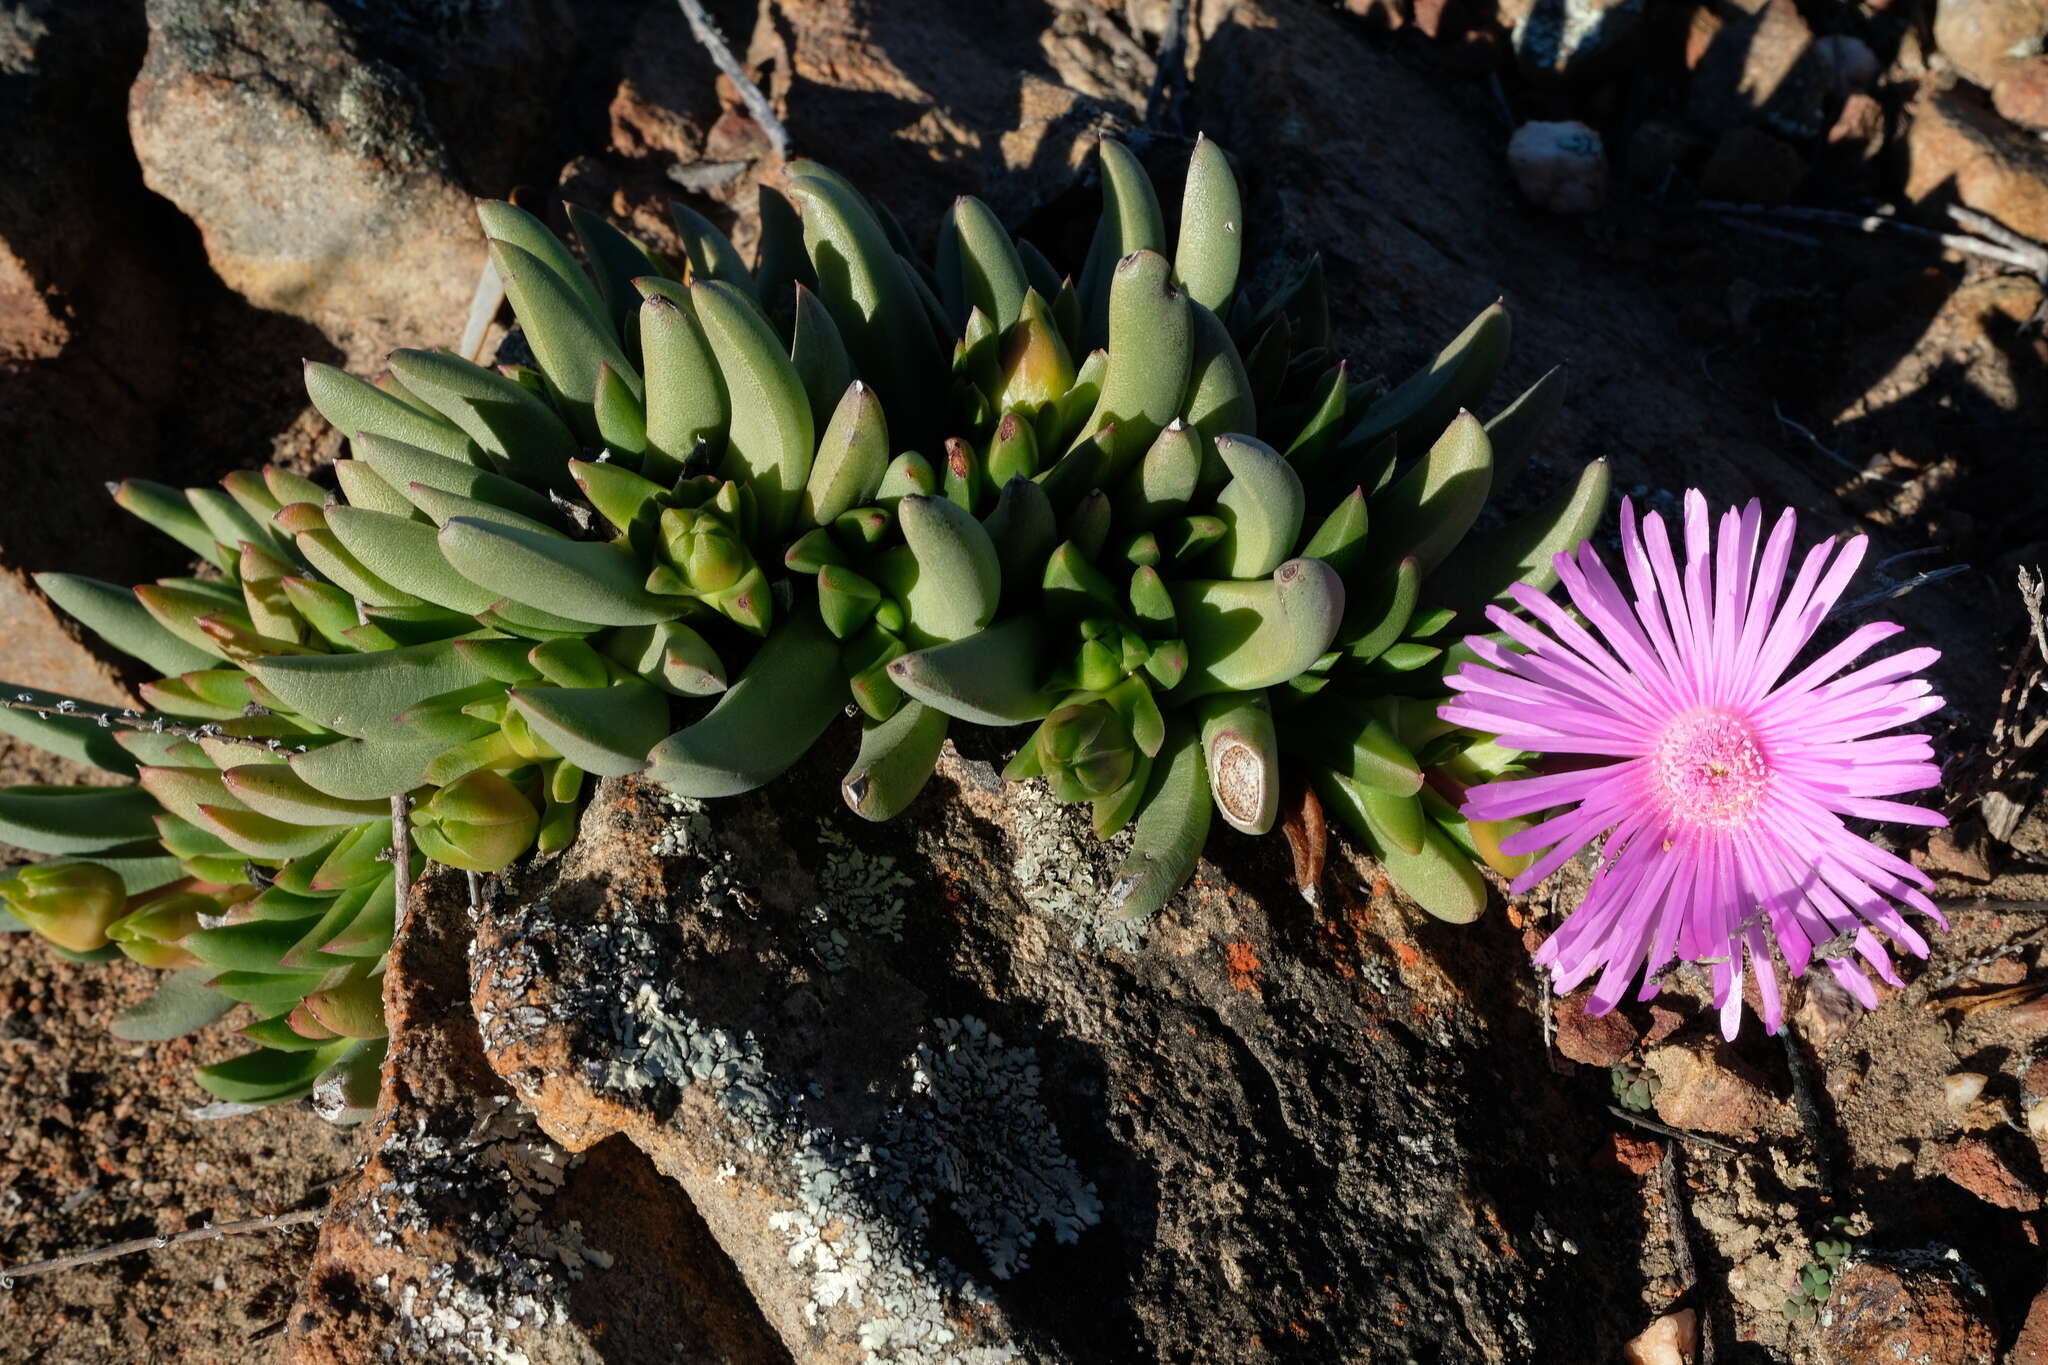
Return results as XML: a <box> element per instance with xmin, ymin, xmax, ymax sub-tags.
<box><xmin>1440</xmin><ymin>491</ymin><xmax>1947</xmax><ymax>1038</ymax></box>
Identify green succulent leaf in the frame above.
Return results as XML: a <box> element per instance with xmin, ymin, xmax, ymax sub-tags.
<box><xmin>1197</xmin><ymin>692</ymin><xmax>1278</xmax><ymax>835</ymax></box>
<box><xmin>1182</xmin><ymin>302</ymin><xmax>1256</xmax><ymax>479</ymax></box>
<box><xmin>787</xmin><ymin>169</ymin><xmax>943</xmax><ymax>446</ymax></box>
<box><xmin>196</xmin><ymin>1040</ymin><xmax>356</xmax><ymax>1106</ymax></box>
<box><xmin>1173</xmin><ymin>134</ymin><xmax>1242</xmax><ymax>314</ymax></box>
<box><xmin>1429</xmin><ymin>458</ymin><xmax>1609</xmax><ymax>619</ymax></box>
<box><xmin>603</xmin><ymin>621</ymin><xmax>727</xmax><ymax>698</ymax></box>
<box><xmin>507</xmin><ymin>679</ymin><xmax>668</xmax><ymax>778</ymax></box>
<box><xmin>0</xmin><ymin>785</ymin><xmax>161</xmax><ymax>855</ymax></box>
<box><xmin>325</xmin><ymin>506</ymin><xmax>501</xmax><ymax>615</ymax></box>
<box><xmin>693</xmin><ymin>279</ymin><xmax>815</xmax><ymax>536</ymax></box>
<box><xmin>1368</xmin><ymin>411</ymin><xmax>1494</xmax><ymax>575</ymax></box>
<box><xmin>893</xmin><ymin>495</ymin><xmax>1002</xmax><ymax>647</ymax></box>
<box><xmin>1107</xmin><ymin>720</ymin><xmax>1211</xmax><ymax>920</ymax></box>
<box><xmin>112</xmin><ymin>968</ymin><xmax>235</xmax><ymax>1042</ymax></box>
<box><xmin>490</xmin><ymin>238</ymin><xmax>641</xmax><ymax>439</ymax></box>
<box><xmin>1316</xmin><ymin>768</ymin><xmax>1487</xmax><ymax>924</ymax></box>
<box><xmin>1079</xmin><ymin>137</ymin><xmax>1167</xmax><ymax>348</ymax></box>
<box><xmin>385</xmin><ymin>349</ymin><xmax>583</xmax><ymax>490</ymax></box>
<box><xmin>939</xmin><ymin>195</ymin><xmax>1029</xmax><ymax>333</ymax></box>
<box><xmin>886</xmin><ymin>618</ymin><xmax>1051</xmax><ymax>726</ymax></box>
<box><xmin>1173</xmin><ymin>558</ymin><xmax>1346</xmax><ymax>698</ymax></box>
<box><xmin>221</xmin><ymin>764</ymin><xmax>394</xmax><ymax>825</ymax></box>
<box><xmin>1343</xmin><ymin>300</ymin><xmax>1510</xmax><ymax>457</ymax></box>
<box><xmin>842</xmin><ymin>700</ymin><xmax>949</xmax><ymax>822</ymax></box>
<box><xmin>801</xmin><ymin>381</ymin><xmax>890</xmax><ymax>528</ymax></box>
<box><xmin>645</xmin><ymin>607</ymin><xmax>847</xmax><ymax>798</ymax></box>
<box><xmin>669</xmin><ymin>200</ymin><xmax>755</xmax><ymax>297</ymax></box>
<box><xmin>439</xmin><ymin>517</ymin><xmax>682</xmax><ymax>627</ymax></box>
<box><xmin>635</xmin><ymin>286</ymin><xmax>729</xmax><ymax>480</ymax></box>
<box><xmin>477</xmin><ymin>199</ymin><xmax>609</xmax><ymax>326</ymax></box>
<box><xmin>1072</xmin><ymin>250</ymin><xmax>1191</xmax><ymax>480</ymax></box>
<box><xmin>305</xmin><ymin>362</ymin><xmax>480</xmax><ymax>467</ymax></box>
<box><xmin>34</xmin><ymin>573</ymin><xmax>219</xmax><ymax>678</ymax></box>
<box><xmin>1208</xmin><ymin>433</ymin><xmax>1306</xmax><ymax>579</ymax></box>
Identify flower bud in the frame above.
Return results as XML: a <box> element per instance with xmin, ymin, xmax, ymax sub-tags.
<box><xmin>1035</xmin><ymin>701</ymin><xmax>1137</xmax><ymax>804</ymax></box>
<box><xmin>107</xmin><ymin>891</ymin><xmax>214</xmax><ymax>969</ymax></box>
<box><xmin>410</xmin><ymin>770</ymin><xmax>539</xmax><ymax>873</ymax></box>
<box><xmin>659</xmin><ymin>506</ymin><xmax>746</xmax><ymax>593</ymax></box>
<box><xmin>1</xmin><ymin>862</ymin><xmax>128</xmax><ymax>954</ymax></box>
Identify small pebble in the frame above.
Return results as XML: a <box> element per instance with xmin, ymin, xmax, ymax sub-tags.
<box><xmin>1943</xmin><ymin>1073</ymin><xmax>1988</xmax><ymax>1110</ymax></box>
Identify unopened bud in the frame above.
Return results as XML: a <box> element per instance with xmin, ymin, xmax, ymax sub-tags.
<box><xmin>107</xmin><ymin>891</ymin><xmax>214</xmax><ymax>969</ymax></box>
<box><xmin>1</xmin><ymin>863</ymin><xmax>128</xmax><ymax>954</ymax></box>
<box><xmin>410</xmin><ymin>771</ymin><xmax>540</xmax><ymax>873</ymax></box>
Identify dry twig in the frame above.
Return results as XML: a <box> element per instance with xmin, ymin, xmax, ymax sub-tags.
<box><xmin>1698</xmin><ymin>200</ymin><xmax>2048</xmax><ymax>278</ymax></box>
<box><xmin>0</xmin><ymin>695</ymin><xmax>306</xmax><ymax>754</ymax></box>
<box><xmin>676</xmin><ymin>0</ymin><xmax>790</xmax><ymax>161</ymax></box>
<box><xmin>1143</xmin><ymin>0</ymin><xmax>1190</xmax><ymax>130</ymax></box>
<box><xmin>0</xmin><ymin>1207</ymin><xmax>325</xmax><ymax>1287</ymax></box>
<box><xmin>1607</xmin><ymin>1105</ymin><xmax>1738</xmax><ymax>1156</ymax></box>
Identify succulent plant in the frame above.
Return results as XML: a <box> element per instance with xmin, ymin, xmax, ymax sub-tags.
<box><xmin>0</xmin><ymin>132</ymin><xmax>1605</xmax><ymax>1109</ymax></box>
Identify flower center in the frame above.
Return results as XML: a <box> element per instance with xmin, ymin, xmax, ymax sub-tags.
<box><xmin>1650</xmin><ymin>707</ymin><xmax>1771</xmax><ymax>829</ymax></box>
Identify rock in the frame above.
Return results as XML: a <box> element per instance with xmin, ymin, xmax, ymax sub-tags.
<box><xmin>129</xmin><ymin>0</ymin><xmax>487</xmax><ymax>368</ymax></box>
<box><xmin>1819</xmin><ymin>1252</ymin><xmax>1998</xmax><ymax>1365</ymax></box>
<box><xmin>1904</xmin><ymin>86</ymin><xmax>2048</xmax><ymax>246</ymax></box>
<box><xmin>1938</xmin><ymin>1136</ymin><xmax>2042</xmax><ymax>1211</ymax></box>
<box><xmin>1646</xmin><ymin>1044</ymin><xmax>1777</xmax><ymax>1138</ymax></box>
<box><xmin>1628</xmin><ymin>120</ymin><xmax>1702</xmax><ymax>187</ymax></box>
<box><xmin>460</xmin><ymin>759</ymin><xmax>1649</xmax><ymax>1360</ymax></box>
<box><xmin>282</xmin><ymin>867</ymin><xmax>787</xmax><ymax>1364</ymax></box>
<box><xmin>1602</xmin><ymin>1133</ymin><xmax>1665</xmax><ymax>1176</ymax></box>
<box><xmin>1994</xmin><ymin>57</ymin><xmax>2048</xmax><ymax>129</ymax></box>
<box><xmin>1555</xmin><ymin>990</ymin><xmax>1638</xmax><ymax>1065</ymax></box>
<box><xmin>1624</xmin><ymin>1308</ymin><xmax>1698</xmax><ymax>1365</ymax></box>
<box><xmin>1698</xmin><ymin>126</ymin><xmax>1808</xmax><ymax>204</ymax></box>
<box><xmin>1915</xmin><ymin>824</ymin><xmax>1996</xmax><ymax>880</ymax></box>
<box><xmin>1813</xmin><ymin>34</ymin><xmax>1881</xmax><ymax>97</ymax></box>
<box><xmin>0</xmin><ymin>0</ymin><xmax>193</xmax><ymax>708</ymax></box>
<box><xmin>1508</xmin><ymin>120</ymin><xmax>1609</xmax><ymax>213</ymax></box>
<box><xmin>1512</xmin><ymin>0</ymin><xmax>1647</xmax><ymax>83</ymax></box>
<box><xmin>1933</xmin><ymin>0</ymin><xmax>2048</xmax><ymax>94</ymax></box>
<box><xmin>2011</xmin><ymin>1278</ymin><xmax>2048</xmax><ymax>1364</ymax></box>
<box><xmin>1688</xmin><ymin>0</ymin><xmax>1827</xmax><ymax>139</ymax></box>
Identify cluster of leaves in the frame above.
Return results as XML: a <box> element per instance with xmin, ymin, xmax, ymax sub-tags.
<box><xmin>1610</xmin><ymin>1060</ymin><xmax>1663</xmax><ymax>1113</ymax></box>
<box><xmin>0</xmin><ymin>135</ymin><xmax>1605</xmax><ymax>1109</ymax></box>
<box><xmin>1781</xmin><ymin>1219</ymin><xmax>1854</xmax><ymax>1322</ymax></box>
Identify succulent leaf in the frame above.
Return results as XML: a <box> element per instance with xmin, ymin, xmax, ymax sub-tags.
<box><xmin>1343</xmin><ymin>301</ymin><xmax>1509</xmax><ymax>456</ymax></box>
<box><xmin>35</xmin><ymin>572</ymin><xmax>219</xmax><ymax>677</ymax></box>
<box><xmin>1173</xmin><ymin>135</ymin><xmax>1242</xmax><ymax>314</ymax></box>
<box><xmin>886</xmin><ymin>618</ymin><xmax>1050</xmax><ymax>725</ymax></box>
<box><xmin>439</xmin><ymin>517</ymin><xmax>681</xmax><ymax>627</ymax></box>
<box><xmin>1078</xmin><ymin>137</ymin><xmax>1167</xmax><ymax>347</ymax></box>
<box><xmin>1107</xmin><ymin>721</ymin><xmax>1211</xmax><ymax>920</ymax></box>
<box><xmin>842</xmin><ymin>700</ymin><xmax>948</xmax><ymax>822</ymax></box>
<box><xmin>694</xmin><ymin>279</ymin><xmax>815</xmax><ymax>536</ymax></box>
<box><xmin>1428</xmin><ymin>458</ymin><xmax>1609</xmax><ymax>619</ymax></box>
<box><xmin>305</xmin><ymin>362</ymin><xmax>479</xmax><ymax>467</ymax></box>
<box><xmin>1173</xmin><ymin>558</ymin><xmax>1346</xmax><ymax>697</ymax></box>
<box><xmin>1208</xmin><ymin>433</ymin><xmax>1306</xmax><ymax>579</ymax></box>
<box><xmin>1197</xmin><ymin>693</ymin><xmax>1278</xmax><ymax>835</ymax></box>
<box><xmin>507</xmin><ymin>680</ymin><xmax>668</xmax><ymax>777</ymax></box>
<box><xmin>644</xmin><ymin>607</ymin><xmax>847</xmax><ymax>798</ymax></box>
<box><xmin>1367</xmin><ymin>411</ymin><xmax>1494</xmax><ymax>575</ymax></box>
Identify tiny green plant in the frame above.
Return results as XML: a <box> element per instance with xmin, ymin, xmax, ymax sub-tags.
<box><xmin>1781</xmin><ymin>1219</ymin><xmax>1854</xmax><ymax>1322</ymax></box>
<box><xmin>1610</xmin><ymin>1061</ymin><xmax>1660</xmax><ymax>1114</ymax></box>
